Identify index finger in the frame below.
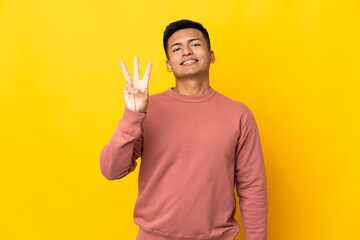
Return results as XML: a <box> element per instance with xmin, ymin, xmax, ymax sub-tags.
<box><xmin>120</xmin><ymin>61</ymin><xmax>132</xmax><ymax>83</ymax></box>
<box><xmin>142</xmin><ymin>61</ymin><xmax>152</xmax><ymax>87</ymax></box>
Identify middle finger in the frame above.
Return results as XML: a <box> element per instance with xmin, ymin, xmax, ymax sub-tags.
<box><xmin>133</xmin><ymin>57</ymin><xmax>139</xmax><ymax>81</ymax></box>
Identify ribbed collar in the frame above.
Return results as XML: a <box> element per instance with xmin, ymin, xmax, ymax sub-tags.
<box><xmin>164</xmin><ymin>86</ymin><xmax>216</xmax><ymax>103</ymax></box>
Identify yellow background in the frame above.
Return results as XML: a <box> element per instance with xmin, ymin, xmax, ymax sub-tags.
<box><xmin>1</xmin><ymin>0</ymin><xmax>359</xmax><ymax>239</ymax></box>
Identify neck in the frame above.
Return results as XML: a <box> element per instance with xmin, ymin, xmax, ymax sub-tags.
<box><xmin>173</xmin><ymin>79</ymin><xmax>210</xmax><ymax>96</ymax></box>
<box><xmin>173</xmin><ymin>73</ymin><xmax>210</xmax><ymax>96</ymax></box>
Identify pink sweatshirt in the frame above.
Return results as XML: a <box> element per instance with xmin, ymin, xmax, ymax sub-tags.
<box><xmin>100</xmin><ymin>87</ymin><xmax>268</xmax><ymax>240</ymax></box>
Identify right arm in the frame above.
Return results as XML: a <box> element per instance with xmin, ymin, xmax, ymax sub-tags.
<box><xmin>100</xmin><ymin>57</ymin><xmax>152</xmax><ymax>180</ymax></box>
<box><xmin>99</xmin><ymin>106</ymin><xmax>145</xmax><ymax>180</ymax></box>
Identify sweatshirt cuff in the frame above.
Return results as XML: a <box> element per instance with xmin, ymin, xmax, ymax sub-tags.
<box><xmin>118</xmin><ymin>106</ymin><xmax>146</xmax><ymax>133</ymax></box>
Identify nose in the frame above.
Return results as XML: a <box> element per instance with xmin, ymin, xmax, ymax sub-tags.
<box><xmin>182</xmin><ymin>45</ymin><xmax>193</xmax><ymax>56</ymax></box>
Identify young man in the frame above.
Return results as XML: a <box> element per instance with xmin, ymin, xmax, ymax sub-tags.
<box><xmin>100</xmin><ymin>20</ymin><xmax>268</xmax><ymax>240</ymax></box>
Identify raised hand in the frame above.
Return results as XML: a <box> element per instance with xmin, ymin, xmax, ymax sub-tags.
<box><xmin>120</xmin><ymin>57</ymin><xmax>152</xmax><ymax>113</ymax></box>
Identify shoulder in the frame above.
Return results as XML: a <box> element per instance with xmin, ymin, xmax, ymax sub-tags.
<box><xmin>146</xmin><ymin>89</ymin><xmax>170</xmax><ymax>113</ymax></box>
<box><xmin>148</xmin><ymin>89</ymin><xmax>168</xmax><ymax>101</ymax></box>
<box><xmin>214</xmin><ymin>90</ymin><xmax>251</xmax><ymax>115</ymax></box>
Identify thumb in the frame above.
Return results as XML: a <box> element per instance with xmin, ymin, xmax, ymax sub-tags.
<box><xmin>132</xmin><ymin>88</ymin><xmax>148</xmax><ymax>101</ymax></box>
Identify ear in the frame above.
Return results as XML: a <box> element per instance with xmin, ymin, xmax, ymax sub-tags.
<box><xmin>210</xmin><ymin>50</ymin><xmax>215</xmax><ymax>63</ymax></box>
<box><xmin>166</xmin><ymin>60</ymin><xmax>173</xmax><ymax>72</ymax></box>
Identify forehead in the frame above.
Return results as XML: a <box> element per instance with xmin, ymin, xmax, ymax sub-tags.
<box><xmin>168</xmin><ymin>28</ymin><xmax>205</xmax><ymax>46</ymax></box>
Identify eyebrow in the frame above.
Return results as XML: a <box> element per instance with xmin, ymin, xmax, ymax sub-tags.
<box><xmin>170</xmin><ymin>38</ymin><xmax>202</xmax><ymax>49</ymax></box>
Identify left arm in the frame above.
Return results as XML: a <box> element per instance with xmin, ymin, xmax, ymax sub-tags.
<box><xmin>235</xmin><ymin>107</ymin><xmax>268</xmax><ymax>240</ymax></box>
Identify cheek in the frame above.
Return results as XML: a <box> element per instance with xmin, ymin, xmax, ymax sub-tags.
<box><xmin>200</xmin><ymin>53</ymin><xmax>211</xmax><ymax>64</ymax></box>
<box><xmin>169</xmin><ymin>54</ymin><xmax>180</xmax><ymax>63</ymax></box>
<box><xmin>197</xmin><ymin>50</ymin><xmax>210</xmax><ymax>59</ymax></box>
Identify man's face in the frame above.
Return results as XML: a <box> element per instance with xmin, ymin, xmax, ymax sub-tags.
<box><xmin>166</xmin><ymin>28</ymin><xmax>215</xmax><ymax>80</ymax></box>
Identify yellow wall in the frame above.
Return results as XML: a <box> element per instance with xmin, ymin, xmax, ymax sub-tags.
<box><xmin>1</xmin><ymin>0</ymin><xmax>359</xmax><ymax>239</ymax></box>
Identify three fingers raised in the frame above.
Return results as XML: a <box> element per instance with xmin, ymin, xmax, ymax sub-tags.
<box><xmin>120</xmin><ymin>58</ymin><xmax>152</xmax><ymax>88</ymax></box>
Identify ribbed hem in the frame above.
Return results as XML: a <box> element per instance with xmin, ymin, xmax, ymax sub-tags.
<box><xmin>164</xmin><ymin>86</ymin><xmax>217</xmax><ymax>103</ymax></box>
<box><xmin>136</xmin><ymin>227</ymin><xmax>238</xmax><ymax>240</ymax></box>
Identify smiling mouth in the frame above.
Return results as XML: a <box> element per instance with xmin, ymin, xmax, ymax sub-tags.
<box><xmin>181</xmin><ymin>59</ymin><xmax>199</xmax><ymax>65</ymax></box>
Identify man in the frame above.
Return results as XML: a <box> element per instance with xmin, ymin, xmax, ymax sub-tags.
<box><xmin>100</xmin><ymin>19</ymin><xmax>268</xmax><ymax>240</ymax></box>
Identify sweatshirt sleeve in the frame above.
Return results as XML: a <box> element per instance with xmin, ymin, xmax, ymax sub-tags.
<box><xmin>235</xmin><ymin>107</ymin><xmax>268</xmax><ymax>240</ymax></box>
<box><xmin>99</xmin><ymin>106</ymin><xmax>146</xmax><ymax>180</ymax></box>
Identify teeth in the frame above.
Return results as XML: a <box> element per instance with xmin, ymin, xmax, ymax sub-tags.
<box><xmin>182</xmin><ymin>60</ymin><xmax>197</xmax><ymax>65</ymax></box>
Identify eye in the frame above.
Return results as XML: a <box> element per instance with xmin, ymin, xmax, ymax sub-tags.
<box><xmin>192</xmin><ymin>43</ymin><xmax>200</xmax><ymax>47</ymax></box>
<box><xmin>173</xmin><ymin>47</ymin><xmax>181</xmax><ymax>52</ymax></box>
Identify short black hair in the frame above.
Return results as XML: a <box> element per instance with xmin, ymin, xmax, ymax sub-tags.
<box><xmin>163</xmin><ymin>19</ymin><xmax>211</xmax><ymax>59</ymax></box>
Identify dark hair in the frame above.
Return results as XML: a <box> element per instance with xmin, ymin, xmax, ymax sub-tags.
<box><xmin>163</xmin><ymin>19</ymin><xmax>211</xmax><ymax>59</ymax></box>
